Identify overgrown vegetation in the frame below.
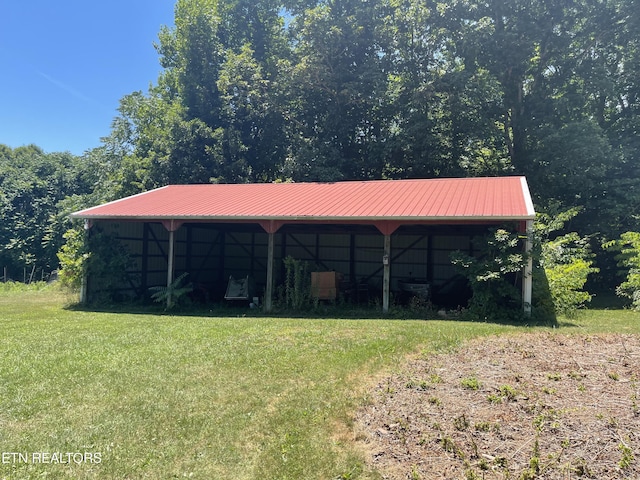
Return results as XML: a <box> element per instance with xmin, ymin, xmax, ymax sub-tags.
<box><xmin>535</xmin><ymin>208</ymin><xmax>600</xmax><ymax>317</ymax></box>
<box><xmin>541</xmin><ymin>233</ymin><xmax>599</xmax><ymax>316</ymax></box>
<box><xmin>57</xmin><ymin>226</ymin><xmax>132</xmax><ymax>303</ymax></box>
<box><xmin>279</xmin><ymin>255</ymin><xmax>312</xmax><ymax>310</ymax></box>
<box><xmin>149</xmin><ymin>272</ymin><xmax>193</xmax><ymax>309</ymax></box>
<box><xmin>56</xmin><ymin>227</ymin><xmax>88</xmax><ymax>291</ymax></box>
<box><xmin>451</xmin><ymin>228</ymin><xmax>527</xmax><ymax>321</ymax></box>
<box><xmin>0</xmin><ymin>280</ymin><xmax>51</xmax><ymax>293</ymax></box>
<box><xmin>450</xmin><ymin>208</ymin><xmax>601</xmax><ymax>321</ymax></box>
<box><xmin>606</xmin><ymin>232</ymin><xmax>640</xmax><ymax>310</ymax></box>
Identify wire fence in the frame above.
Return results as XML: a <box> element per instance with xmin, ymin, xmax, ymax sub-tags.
<box><xmin>1</xmin><ymin>266</ymin><xmax>58</xmax><ymax>284</ymax></box>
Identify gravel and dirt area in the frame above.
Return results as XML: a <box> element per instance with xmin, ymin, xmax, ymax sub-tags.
<box><xmin>355</xmin><ymin>333</ymin><xmax>640</xmax><ymax>479</ymax></box>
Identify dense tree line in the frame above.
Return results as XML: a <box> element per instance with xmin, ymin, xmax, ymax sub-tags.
<box><xmin>1</xmin><ymin>0</ymin><xmax>639</xmax><ymax>297</ymax></box>
<box><xmin>100</xmin><ymin>0</ymin><xmax>638</xmax><ymax>234</ymax></box>
<box><xmin>0</xmin><ymin>145</ymin><xmax>99</xmax><ymax>279</ymax></box>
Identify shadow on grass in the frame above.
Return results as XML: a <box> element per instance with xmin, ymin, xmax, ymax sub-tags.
<box><xmin>588</xmin><ymin>292</ymin><xmax>630</xmax><ymax>310</ymax></box>
<box><xmin>64</xmin><ymin>299</ymin><xmax>563</xmax><ymax>327</ymax></box>
<box><xmin>556</xmin><ymin>320</ymin><xmax>582</xmax><ymax>328</ymax></box>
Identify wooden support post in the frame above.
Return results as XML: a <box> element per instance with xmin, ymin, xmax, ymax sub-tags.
<box><xmin>265</xmin><ymin>231</ymin><xmax>275</xmax><ymax>313</ymax></box>
<box><xmin>167</xmin><ymin>229</ymin><xmax>176</xmax><ymax>309</ymax></box>
<box><xmin>186</xmin><ymin>225</ymin><xmax>193</xmax><ymax>276</ymax></box>
<box><xmin>349</xmin><ymin>234</ymin><xmax>356</xmax><ymax>285</ymax></box>
<box><xmin>218</xmin><ymin>230</ymin><xmax>226</xmax><ymax>285</ymax></box>
<box><xmin>160</xmin><ymin>219</ymin><xmax>183</xmax><ymax>308</ymax></box>
<box><xmin>426</xmin><ymin>234</ymin><xmax>433</xmax><ymax>284</ymax></box>
<box><xmin>523</xmin><ymin>219</ymin><xmax>534</xmax><ymax>315</ymax></box>
<box><xmin>250</xmin><ymin>232</ymin><xmax>256</xmax><ymax>277</ymax></box>
<box><xmin>383</xmin><ymin>234</ymin><xmax>391</xmax><ymax>313</ymax></box>
<box><xmin>140</xmin><ymin>223</ymin><xmax>149</xmax><ymax>295</ymax></box>
<box><xmin>80</xmin><ymin>219</ymin><xmax>90</xmax><ymax>304</ymax></box>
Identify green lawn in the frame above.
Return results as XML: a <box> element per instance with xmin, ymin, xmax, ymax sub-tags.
<box><xmin>1</xmin><ymin>287</ymin><xmax>638</xmax><ymax>479</ymax></box>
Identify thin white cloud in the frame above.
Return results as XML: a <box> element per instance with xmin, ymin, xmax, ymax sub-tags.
<box><xmin>35</xmin><ymin>70</ymin><xmax>106</xmax><ymax>110</ymax></box>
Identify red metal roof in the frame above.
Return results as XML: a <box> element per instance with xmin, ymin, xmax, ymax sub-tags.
<box><xmin>72</xmin><ymin>177</ymin><xmax>535</xmax><ymax>226</ymax></box>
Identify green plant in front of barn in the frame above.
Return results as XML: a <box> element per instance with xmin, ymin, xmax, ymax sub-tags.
<box><xmin>280</xmin><ymin>255</ymin><xmax>312</xmax><ymax>310</ymax></box>
<box><xmin>536</xmin><ymin>207</ymin><xmax>599</xmax><ymax>317</ymax></box>
<box><xmin>57</xmin><ymin>226</ymin><xmax>132</xmax><ymax>303</ymax></box>
<box><xmin>57</xmin><ymin>227</ymin><xmax>89</xmax><ymax>291</ymax></box>
<box><xmin>149</xmin><ymin>272</ymin><xmax>193</xmax><ymax>309</ymax></box>
<box><xmin>451</xmin><ymin>227</ymin><xmax>527</xmax><ymax>321</ymax></box>
<box><xmin>540</xmin><ymin>232</ymin><xmax>599</xmax><ymax>317</ymax></box>
<box><xmin>605</xmin><ymin>231</ymin><xmax>640</xmax><ymax>310</ymax></box>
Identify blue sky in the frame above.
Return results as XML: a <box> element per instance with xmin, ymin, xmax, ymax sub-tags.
<box><xmin>0</xmin><ymin>1</ymin><xmax>176</xmax><ymax>155</ymax></box>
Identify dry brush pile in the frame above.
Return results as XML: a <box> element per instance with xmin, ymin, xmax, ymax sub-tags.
<box><xmin>355</xmin><ymin>333</ymin><xmax>640</xmax><ymax>479</ymax></box>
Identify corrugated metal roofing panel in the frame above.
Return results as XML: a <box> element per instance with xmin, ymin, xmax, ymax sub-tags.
<box><xmin>71</xmin><ymin>177</ymin><xmax>535</xmax><ymax>222</ymax></box>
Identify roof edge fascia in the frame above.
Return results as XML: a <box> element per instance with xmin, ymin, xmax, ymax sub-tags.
<box><xmin>520</xmin><ymin>177</ymin><xmax>536</xmax><ymax>217</ymax></box>
<box><xmin>71</xmin><ymin>214</ymin><xmax>536</xmax><ymax>222</ymax></box>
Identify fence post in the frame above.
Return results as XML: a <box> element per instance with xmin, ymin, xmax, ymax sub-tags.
<box><xmin>28</xmin><ymin>264</ymin><xmax>36</xmax><ymax>284</ymax></box>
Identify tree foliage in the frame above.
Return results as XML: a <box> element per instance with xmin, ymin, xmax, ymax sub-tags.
<box><xmin>0</xmin><ymin>145</ymin><xmax>97</xmax><ymax>278</ymax></box>
<box><xmin>4</xmin><ymin>0</ymin><xmax>640</xmax><ymax>306</ymax></box>
<box><xmin>451</xmin><ymin>228</ymin><xmax>527</xmax><ymax>321</ymax></box>
<box><xmin>96</xmin><ymin>0</ymin><xmax>638</xmax><ymax>237</ymax></box>
<box><xmin>149</xmin><ymin>272</ymin><xmax>194</xmax><ymax>309</ymax></box>
<box><xmin>605</xmin><ymin>232</ymin><xmax>640</xmax><ymax>310</ymax></box>
<box><xmin>56</xmin><ymin>228</ymin><xmax>89</xmax><ymax>291</ymax></box>
<box><xmin>535</xmin><ymin>207</ymin><xmax>599</xmax><ymax>317</ymax></box>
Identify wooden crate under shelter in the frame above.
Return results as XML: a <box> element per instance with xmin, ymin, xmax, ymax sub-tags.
<box><xmin>311</xmin><ymin>272</ymin><xmax>343</xmax><ymax>300</ymax></box>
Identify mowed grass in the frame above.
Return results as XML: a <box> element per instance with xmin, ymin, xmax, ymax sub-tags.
<box><xmin>1</xmin><ymin>287</ymin><xmax>638</xmax><ymax>479</ymax></box>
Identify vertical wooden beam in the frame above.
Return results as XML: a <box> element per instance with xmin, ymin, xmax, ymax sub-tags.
<box><xmin>383</xmin><ymin>234</ymin><xmax>391</xmax><ymax>313</ymax></box>
<box><xmin>141</xmin><ymin>223</ymin><xmax>149</xmax><ymax>294</ymax></box>
<box><xmin>257</xmin><ymin>220</ymin><xmax>284</xmax><ymax>313</ymax></box>
<box><xmin>219</xmin><ymin>230</ymin><xmax>227</xmax><ymax>285</ymax></box>
<box><xmin>250</xmin><ymin>232</ymin><xmax>256</xmax><ymax>277</ymax></box>
<box><xmin>160</xmin><ymin>219</ymin><xmax>184</xmax><ymax>308</ymax></box>
<box><xmin>523</xmin><ymin>219</ymin><xmax>534</xmax><ymax>315</ymax></box>
<box><xmin>80</xmin><ymin>219</ymin><xmax>90</xmax><ymax>304</ymax></box>
<box><xmin>167</xmin><ymin>229</ymin><xmax>176</xmax><ymax>309</ymax></box>
<box><xmin>185</xmin><ymin>225</ymin><xmax>193</xmax><ymax>277</ymax></box>
<box><xmin>426</xmin><ymin>234</ymin><xmax>433</xmax><ymax>285</ymax></box>
<box><xmin>374</xmin><ymin>222</ymin><xmax>400</xmax><ymax>314</ymax></box>
<box><xmin>265</xmin><ymin>231</ymin><xmax>275</xmax><ymax>312</ymax></box>
<box><xmin>349</xmin><ymin>233</ymin><xmax>356</xmax><ymax>284</ymax></box>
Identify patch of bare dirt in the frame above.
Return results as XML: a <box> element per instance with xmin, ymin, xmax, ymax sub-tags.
<box><xmin>355</xmin><ymin>333</ymin><xmax>640</xmax><ymax>479</ymax></box>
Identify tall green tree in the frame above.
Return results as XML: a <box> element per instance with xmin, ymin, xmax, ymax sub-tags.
<box><xmin>105</xmin><ymin>0</ymin><xmax>289</xmax><ymax>188</ymax></box>
<box><xmin>96</xmin><ymin>0</ymin><xmax>638</xmax><ymax>237</ymax></box>
<box><xmin>282</xmin><ymin>0</ymin><xmax>390</xmax><ymax>181</ymax></box>
<box><xmin>425</xmin><ymin>0</ymin><xmax>639</xmax><ymax>234</ymax></box>
<box><xmin>0</xmin><ymin>145</ymin><xmax>94</xmax><ymax>278</ymax></box>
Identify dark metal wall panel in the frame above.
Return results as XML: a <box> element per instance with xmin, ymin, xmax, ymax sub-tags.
<box><xmin>145</xmin><ymin>223</ymin><xmax>170</xmax><ymax>289</ymax></box>
<box><xmin>353</xmin><ymin>234</ymin><xmax>384</xmax><ymax>288</ymax></box>
<box><xmin>221</xmin><ymin>231</ymin><xmax>268</xmax><ymax>284</ymax></box>
<box><xmin>430</xmin><ymin>235</ymin><xmax>472</xmax><ymax>286</ymax></box>
<box><xmin>88</xmin><ymin>220</ymin><xmax>478</xmax><ymax>305</ymax></box>
<box><xmin>88</xmin><ymin>221</ymin><xmax>147</xmax><ymax>300</ymax></box>
<box><xmin>391</xmin><ymin>234</ymin><xmax>429</xmax><ymax>288</ymax></box>
<box><xmin>183</xmin><ymin>225</ymin><xmax>223</xmax><ymax>285</ymax></box>
<box><xmin>317</xmin><ymin>233</ymin><xmax>350</xmax><ymax>276</ymax></box>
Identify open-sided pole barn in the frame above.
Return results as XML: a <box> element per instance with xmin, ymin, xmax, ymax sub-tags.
<box><xmin>71</xmin><ymin>177</ymin><xmax>535</xmax><ymax>313</ymax></box>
